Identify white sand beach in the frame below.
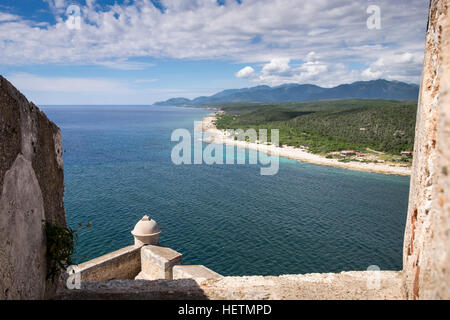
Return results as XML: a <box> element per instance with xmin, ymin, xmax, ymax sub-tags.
<box><xmin>199</xmin><ymin>113</ymin><xmax>412</xmax><ymax>176</ymax></box>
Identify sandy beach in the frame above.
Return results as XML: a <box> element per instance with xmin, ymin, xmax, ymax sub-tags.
<box><xmin>199</xmin><ymin>113</ymin><xmax>412</xmax><ymax>176</ymax></box>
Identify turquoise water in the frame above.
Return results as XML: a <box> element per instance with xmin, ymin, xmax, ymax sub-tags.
<box><xmin>41</xmin><ymin>105</ymin><xmax>410</xmax><ymax>276</ymax></box>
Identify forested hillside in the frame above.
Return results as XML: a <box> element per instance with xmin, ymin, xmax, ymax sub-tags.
<box><xmin>214</xmin><ymin>99</ymin><xmax>417</xmax><ymax>155</ymax></box>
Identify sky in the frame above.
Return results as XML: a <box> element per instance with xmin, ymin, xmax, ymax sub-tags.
<box><xmin>0</xmin><ymin>0</ymin><xmax>430</xmax><ymax>105</ymax></box>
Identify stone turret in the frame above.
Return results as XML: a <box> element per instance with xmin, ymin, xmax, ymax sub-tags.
<box><xmin>131</xmin><ymin>216</ymin><xmax>161</xmax><ymax>246</ymax></box>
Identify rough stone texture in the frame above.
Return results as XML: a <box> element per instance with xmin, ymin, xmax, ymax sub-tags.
<box><xmin>403</xmin><ymin>0</ymin><xmax>450</xmax><ymax>300</ymax></box>
<box><xmin>425</xmin><ymin>5</ymin><xmax>450</xmax><ymax>299</ymax></box>
<box><xmin>56</xmin><ymin>271</ymin><xmax>405</xmax><ymax>300</ymax></box>
<box><xmin>0</xmin><ymin>155</ymin><xmax>46</xmax><ymax>299</ymax></box>
<box><xmin>0</xmin><ymin>76</ymin><xmax>66</xmax><ymax>299</ymax></box>
<box><xmin>140</xmin><ymin>245</ymin><xmax>182</xmax><ymax>280</ymax></box>
<box><xmin>0</xmin><ymin>80</ymin><xmax>21</xmax><ymax>192</ymax></box>
<box><xmin>77</xmin><ymin>245</ymin><xmax>142</xmax><ymax>282</ymax></box>
<box><xmin>173</xmin><ymin>265</ymin><xmax>223</xmax><ymax>281</ymax></box>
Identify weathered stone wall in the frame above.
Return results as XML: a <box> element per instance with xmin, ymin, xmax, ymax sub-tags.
<box><xmin>0</xmin><ymin>76</ymin><xmax>66</xmax><ymax>300</ymax></box>
<box><xmin>77</xmin><ymin>245</ymin><xmax>142</xmax><ymax>282</ymax></box>
<box><xmin>403</xmin><ymin>0</ymin><xmax>450</xmax><ymax>300</ymax></box>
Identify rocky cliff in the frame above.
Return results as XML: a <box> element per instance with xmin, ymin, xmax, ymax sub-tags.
<box><xmin>0</xmin><ymin>75</ymin><xmax>66</xmax><ymax>299</ymax></box>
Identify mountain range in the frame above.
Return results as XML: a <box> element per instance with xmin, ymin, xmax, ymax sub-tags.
<box><xmin>153</xmin><ymin>79</ymin><xmax>419</xmax><ymax>106</ymax></box>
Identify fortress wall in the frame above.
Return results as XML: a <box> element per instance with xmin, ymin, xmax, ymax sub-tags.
<box><xmin>77</xmin><ymin>245</ymin><xmax>142</xmax><ymax>282</ymax></box>
<box><xmin>403</xmin><ymin>0</ymin><xmax>450</xmax><ymax>300</ymax></box>
<box><xmin>418</xmin><ymin>1</ymin><xmax>450</xmax><ymax>299</ymax></box>
<box><xmin>0</xmin><ymin>76</ymin><xmax>66</xmax><ymax>300</ymax></box>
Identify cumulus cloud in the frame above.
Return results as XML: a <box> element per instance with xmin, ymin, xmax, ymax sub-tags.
<box><xmin>235</xmin><ymin>66</ymin><xmax>255</xmax><ymax>79</ymax></box>
<box><xmin>238</xmin><ymin>54</ymin><xmax>356</xmax><ymax>87</ymax></box>
<box><xmin>0</xmin><ymin>0</ymin><xmax>429</xmax><ymax>83</ymax></box>
<box><xmin>261</xmin><ymin>58</ymin><xmax>292</xmax><ymax>77</ymax></box>
<box><xmin>237</xmin><ymin>49</ymin><xmax>424</xmax><ymax>87</ymax></box>
<box><xmin>361</xmin><ymin>52</ymin><xmax>424</xmax><ymax>82</ymax></box>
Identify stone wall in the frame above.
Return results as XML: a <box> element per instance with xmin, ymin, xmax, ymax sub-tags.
<box><xmin>403</xmin><ymin>0</ymin><xmax>450</xmax><ymax>300</ymax></box>
<box><xmin>77</xmin><ymin>245</ymin><xmax>142</xmax><ymax>282</ymax></box>
<box><xmin>0</xmin><ymin>76</ymin><xmax>66</xmax><ymax>300</ymax></box>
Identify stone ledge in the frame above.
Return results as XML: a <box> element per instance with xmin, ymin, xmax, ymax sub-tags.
<box><xmin>56</xmin><ymin>271</ymin><xmax>405</xmax><ymax>300</ymax></box>
<box><xmin>173</xmin><ymin>265</ymin><xmax>222</xmax><ymax>282</ymax></box>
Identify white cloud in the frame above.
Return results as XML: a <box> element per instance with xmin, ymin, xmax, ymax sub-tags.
<box><xmin>95</xmin><ymin>60</ymin><xmax>155</xmax><ymax>70</ymax></box>
<box><xmin>43</xmin><ymin>0</ymin><xmax>68</xmax><ymax>15</ymax></box>
<box><xmin>362</xmin><ymin>68</ymin><xmax>382</xmax><ymax>79</ymax></box>
<box><xmin>238</xmin><ymin>55</ymin><xmax>356</xmax><ymax>87</ymax></box>
<box><xmin>44</xmin><ymin>0</ymin><xmax>67</xmax><ymax>10</ymax></box>
<box><xmin>0</xmin><ymin>0</ymin><xmax>429</xmax><ymax>83</ymax></box>
<box><xmin>0</xmin><ymin>12</ymin><xmax>20</xmax><ymax>22</ymax></box>
<box><xmin>361</xmin><ymin>52</ymin><xmax>424</xmax><ymax>83</ymax></box>
<box><xmin>237</xmin><ymin>49</ymin><xmax>424</xmax><ymax>87</ymax></box>
<box><xmin>261</xmin><ymin>58</ymin><xmax>292</xmax><ymax>77</ymax></box>
<box><xmin>235</xmin><ymin>66</ymin><xmax>255</xmax><ymax>79</ymax></box>
<box><xmin>305</xmin><ymin>52</ymin><xmax>319</xmax><ymax>62</ymax></box>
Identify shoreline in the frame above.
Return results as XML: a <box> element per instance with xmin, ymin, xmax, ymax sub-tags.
<box><xmin>199</xmin><ymin>113</ymin><xmax>412</xmax><ymax>177</ymax></box>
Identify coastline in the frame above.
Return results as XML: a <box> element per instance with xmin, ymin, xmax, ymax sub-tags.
<box><xmin>199</xmin><ymin>112</ymin><xmax>412</xmax><ymax>176</ymax></box>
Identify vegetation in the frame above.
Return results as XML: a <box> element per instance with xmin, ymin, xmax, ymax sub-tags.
<box><xmin>43</xmin><ymin>220</ymin><xmax>91</xmax><ymax>282</ymax></box>
<box><xmin>214</xmin><ymin>99</ymin><xmax>417</xmax><ymax>155</ymax></box>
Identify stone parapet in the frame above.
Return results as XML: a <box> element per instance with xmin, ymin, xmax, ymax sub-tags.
<box><xmin>77</xmin><ymin>245</ymin><xmax>142</xmax><ymax>282</ymax></box>
<box><xmin>139</xmin><ymin>245</ymin><xmax>182</xmax><ymax>280</ymax></box>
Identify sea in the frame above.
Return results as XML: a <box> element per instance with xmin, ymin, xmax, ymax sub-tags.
<box><xmin>40</xmin><ymin>105</ymin><xmax>410</xmax><ymax>276</ymax></box>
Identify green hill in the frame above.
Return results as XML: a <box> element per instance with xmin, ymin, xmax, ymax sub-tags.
<box><xmin>214</xmin><ymin>99</ymin><xmax>418</xmax><ymax>155</ymax></box>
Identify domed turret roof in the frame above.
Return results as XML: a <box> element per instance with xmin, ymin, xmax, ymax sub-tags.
<box><xmin>131</xmin><ymin>216</ymin><xmax>161</xmax><ymax>237</ymax></box>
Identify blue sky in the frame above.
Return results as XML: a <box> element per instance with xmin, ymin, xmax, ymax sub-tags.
<box><xmin>0</xmin><ymin>0</ymin><xmax>429</xmax><ymax>104</ymax></box>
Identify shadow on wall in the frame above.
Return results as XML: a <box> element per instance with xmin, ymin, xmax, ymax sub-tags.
<box><xmin>56</xmin><ymin>278</ymin><xmax>210</xmax><ymax>300</ymax></box>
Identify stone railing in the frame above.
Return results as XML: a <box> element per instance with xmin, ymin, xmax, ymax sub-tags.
<box><xmin>77</xmin><ymin>245</ymin><xmax>142</xmax><ymax>282</ymax></box>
